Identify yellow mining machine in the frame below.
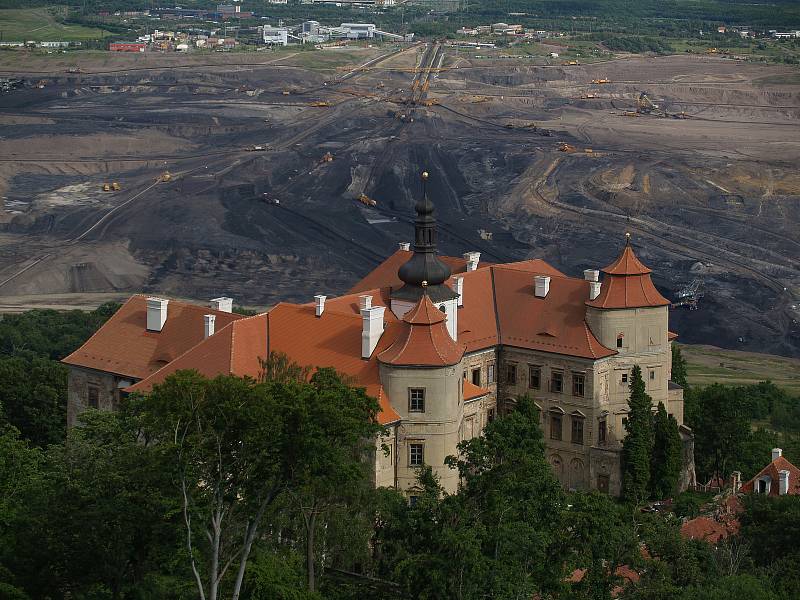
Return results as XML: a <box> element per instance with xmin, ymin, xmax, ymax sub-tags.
<box><xmin>558</xmin><ymin>142</ymin><xmax>577</xmax><ymax>153</ymax></box>
<box><xmin>636</xmin><ymin>91</ymin><xmax>668</xmax><ymax>117</ymax></box>
<box><xmin>320</xmin><ymin>152</ymin><xmax>334</xmax><ymax>163</ymax></box>
<box><xmin>308</xmin><ymin>101</ymin><xmax>331</xmax><ymax>107</ymax></box>
<box><xmin>101</xmin><ymin>182</ymin><xmax>121</xmax><ymax>192</ymax></box>
<box><xmin>591</xmin><ymin>78</ymin><xmax>611</xmax><ymax>84</ymax></box>
<box><xmin>159</xmin><ymin>172</ymin><xmax>172</xmax><ymax>183</ymax></box>
<box><xmin>357</xmin><ymin>193</ymin><xmax>377</xmax><ymax>207</ymax></box>
<box><xmin>562</xmin><ymin>60</ymin><xmax>579</xmax><ymax>66</ymax></box>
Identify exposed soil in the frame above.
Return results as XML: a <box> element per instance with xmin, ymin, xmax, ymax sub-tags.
<box><xmin>0</xmin><ymin>47</ymin><xmax>798</xmax><ymax>356</ymax></box>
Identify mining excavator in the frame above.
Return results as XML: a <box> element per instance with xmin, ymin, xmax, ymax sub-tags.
<box><xmin>159</xmin><ymin>172</ymin><xmax>172</xmax><ymax>183</ymax></box>
<box><xmin>102</xmin><ymin>182</ymin><xmax>121</xmax><ymax>192</ymax></box>
<box><xmin>308</xmin><ymin>101</ymin><xmax>330</xmax><ymax>107</ymax></box>
<box><xmin>558</xmin><ymin>142</ymin><xmax>577</xmax><ymax>153</ymax></box>
<box><xmin>591</xmin><ymin>78</ymin><xmax>611</xmax><ymax>84</ymax></box>
<box><xmin>320</xmin><ymin>152</ymin><xmax>334</xmax><ymax>163</ymax></box>
<box><xmin>357</xmin><ymin>194</ymin><xmax>377</xmax><ymax>207</ymax></box>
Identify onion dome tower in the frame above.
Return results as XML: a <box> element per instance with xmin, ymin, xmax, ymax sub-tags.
<box><xmin>392</xmin><ymin>172</ymin><xmax>459</xmax><ymax>305</ymax></box>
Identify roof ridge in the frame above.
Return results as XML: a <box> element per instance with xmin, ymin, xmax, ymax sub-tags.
<box><xmin>63</xmin><ymin>295</ymin><xmax>141</xmax><ymax>364</ymax></box>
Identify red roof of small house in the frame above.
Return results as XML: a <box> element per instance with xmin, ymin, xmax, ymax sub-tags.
<box><xmin>680</xmin><ymin>515</ymin><xmax>740</xmax><ymax>543</ymax></box>
<box><xmin>378</xmin><ymin>295</ymin><xmax>466</xmax><ymax>367</ymax></box>
<box><xmin>586</xmin><ymin>240</ymin><xmax>670</xmax><ymax>310</ymax></box>
<box><xmin>740</xmin><ymin>455</ymin><xmax>800</xmax><ymax>496</ymax></box>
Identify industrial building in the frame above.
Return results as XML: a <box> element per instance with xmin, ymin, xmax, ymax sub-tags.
<box><xmin>262</xmin><ymin>26</ymin><xmax>289</xmax><ymax>46</ymax></box>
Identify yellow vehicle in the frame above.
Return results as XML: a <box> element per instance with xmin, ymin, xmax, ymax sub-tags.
<box><xmin>591</xmin><ymin>78</ymin><xmax>611</xmax><ymax>84</ymax></box>
<box><xmin>320</xmin><ymin>152</ymin><xmax>334</xmax><ymax>163</ymax></box>
<box><xmin>562</xmin><ymin>60</ymin><xmax>579</xmax><ymax>66</ymax></box>
<box><xmin>159</xmin><ymin>172</ymin><xmax>172</xmax><ymax>183</ymax></box>
<box><xmin>309</xmin><ymin>101</ymin><xmax>330</xmax><ymax>107</ymax></box>
<box><xmin>111</xmin><ymin>182</ymin><xmax>121</xmax><ymax>191</ymax></box>
<box><xmin>357</xmin><ymin>193</ymin><xmax>377</xmax><ymax>207</ymax></box>
<box><xmin>558</xmin><ymin>142</ymin><xmax>577</xmax><ymax>153</ymax></box>
<box><xmin>102</xmin><ymin>183</ymin><xmax>111</xmax><ymax>192</ymax></box>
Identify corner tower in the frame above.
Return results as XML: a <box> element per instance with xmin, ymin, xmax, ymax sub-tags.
<box><xmin>390</xmin><ymin>172</ymin><xmax>460</xmax><ymax>339</ymax></box>
<box><xmin>585</xmin><ymin>234</ymin><xmax>680</xmax><ymax>422</ymax></box>
<box><xmin>378</xmin><ymin>291</ymin><xmax>466</xmax><ymax>494</ymax></box>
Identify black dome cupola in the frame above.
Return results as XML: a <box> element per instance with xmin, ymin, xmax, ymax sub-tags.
<box><xmin>393</xmin><ymin>172</ymin><xmax>459</xmax><ymax>304</ymax></box>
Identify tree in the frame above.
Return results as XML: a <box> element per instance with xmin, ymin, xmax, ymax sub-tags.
<box><xmin>9</xmin><ymin>409</ymin><xmax>179</xmax><ymax>599</ymax></box>
<box><xmin>622</xmin><ymin>366</ymin><xmax>653</xmax><ymax>505</ymax></box>
<box><xmin>0</xmin><ymin>352</ymin><xmax>67</xmax><ymax>447</ymax></box>
<box><xmin>282</xmin><ymin>368</ymin><xmax>382</xmax><ymax>592</ymax></box>
<box><xmin>141</xmin><ymin>372</ymin><xmax>287</xmax><ymax>600</ymax></box>
<box><xmin>650</xmin><ymin>402</ymin><xmax>682</xmax><ymax>499</ymax></box>
<box><xmin>685</xmin><ymin>384</ymin><xmax>751</xmax><ymax>481</ymax></box>
<box><xmin>671</xmin><ymin>344</ymin><xmax>688</xmax><ymax>389</ymax></box>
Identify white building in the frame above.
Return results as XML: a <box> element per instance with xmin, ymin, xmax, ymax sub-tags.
<box><xmin>263</xmin><ymin>26</ymin><xmax>289</xmax><ymax>46</ymax></box>
<box><xmin>339</xmin><ymin>23</ymin><xmax>376</xmax><ymax>39</ymax></box>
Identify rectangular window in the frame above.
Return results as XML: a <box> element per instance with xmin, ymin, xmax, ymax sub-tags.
<box><xmin>550</xmin><ymin>413</ymin><xmax>562</xmax><ymax>441</ymax></box>
<box><xmin>409</xmin><ymin>443</ymin><xmax>424</xmax><ymax>467</ymax></box>
<box><xmin>409</xmin><ymin>388</ymin><xmax>425</xmax><ymax>413</ymax></box>
<box><xmin>617</xmin><ymin>337</ymin><xmax>623</xmax><ymax>348</ymax></box>
<box><xmin>528</xmin><ymin>366</ymin><xmax>541</xmax><ymax>390</ymax></box>
<box><xmin>650</xmin><ymin>370</ymin><xmax>655</xmax><ymax>381</ymax></box>
<box><xmin>409</xmin><ymin>495</ymin><xmax>419</xmax><ymax>507</ymax></box>
<box><xmin>598</xmin><ymin>419</ymin><xmax>607</xmax><ymax>444</ymax></box>
<box><xmin>388</xmin><ymin>445</ymin><xmax>393</xmax><ymax>465</ymax></box>
<box><xmin>572</xmin><ymin>373</ymin><xmax>585</xmax><ymax>397</ymax></box>
<box><xmin>571</xmin><ymin>417</ymin><xmax>584</xmax><ymax>445</ymax></box>
<box><xmin>621</xmin><ymin>373</ymin><xmax>628</xmax><ymax>384</ymax></box>
<box><xmin>551</xmin><ymin>371</ymin><xmax>563</xmax><ymax>393</ymax></box>
<box><xmin>487</xmin><ymin>363</ymin><xmax>495</xmax><ymax>384</ymax></box>
<box><xmin>622</xmin><ymin>417</ymin><xmax>628</xmax><ymax>429</ymax></box>
<box><xmin>597</xmin><ymin>474</ymin><xmax>610</xmax><ymax>494</ymax></box>
<box><xmin>487</xmin><ymin>408</ymin><xmax>496</xmax><ymax>423</ymax></box>
<box><xmin>87</xmin><ymin>385</ymin><xmax>99</xmax><ymax>409</ymax></box>
<box><xmin>472</xmin><ymin>368</ymin><xmax>481</xmax><ymax>386</ymax></box>
<box><xmin>505</xmin><ymin>363</ymin><xmax>517</xmax><ymax>385</ymax></box>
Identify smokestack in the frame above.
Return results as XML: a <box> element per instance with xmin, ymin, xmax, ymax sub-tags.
<box><xmin>454</xmin><ymin>276</ymin><xmax>464</xmax><ymax>307</ymax></box>
<box><xmin>463</xmin><ymin>251</ymin><xmax>481</xmax><ymax>272</ymax></box>
<box><xmin>314</xmin><ymin>294</ymin><xmax>327</xmax><ymax>317</ymax></box>
<box><xmin>361</xmin><ymin>306</ymin><xmax>385</xmax><ymax>359</ymax></box>
<box><xmin>583</xmin><ymin>269</ymin><xmax>599</xmax><ymax>282</ymax></box>
<box><xmin>398</xmin><ymin>242</ymin><xmax>411</xmax><ymax>251</ymax></box>
<box><xmin>146</xmin><ymin>297</ymin><xmax>169</xmax><ymax>332</ymax></box>
<box><xmin>779</xmin><ymin>470</ymin><xmax>790</xmax><ymax>495</ymax></box>
<box><xmin>773</xmin><ymin>448</ymin><xmax>783</xmax><ymax>462</ymax></box>
<box><xmin>204</xmin><ymin>314</ymin><xmax>216</xmax><ymax>339</ymax></box>
<box><xmin>210</xmin><ymin>297</ymin><xmax>233</xmax><ymax>313</ymax></box>
<box><xmin>589</xmin><ymin>281</ymin><xmax>602</xmax><ymax>301</ymax></box>
<box><xmin>359</xmin><ymin>294</ymin><xmax>372</xmax><ymax>312</ymax></box>
<box><xmin>534</xmin><ymin>275</ymin><xmax>551</xmax><ymax>298</ymax></box>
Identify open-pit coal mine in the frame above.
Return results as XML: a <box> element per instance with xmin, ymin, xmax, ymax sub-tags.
<box><xmin>1</xmin><ymin>45</ymin><xmax>799</xmax><ymax>357</ymax></box>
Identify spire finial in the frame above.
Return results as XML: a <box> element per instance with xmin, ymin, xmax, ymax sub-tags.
<box><xmin>625</xmin><ymin>231</ymin><xmax>632</xmax><ymax>245</ymax></box>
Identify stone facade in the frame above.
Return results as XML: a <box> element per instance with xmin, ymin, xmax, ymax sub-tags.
<box><xmin>66</xmin><ymin>367</ymin><xmax>133</xmax><ymax>428</ymax></box>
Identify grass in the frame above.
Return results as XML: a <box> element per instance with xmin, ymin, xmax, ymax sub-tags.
<box><xmin>680</xmin><ymin>343</ymin><xmax>800</xmax><ymax>395</ymax></box>
<box><xmin>0</xmin><ymin>8</ymin><xmax>111</xmax><ymax>42</ymax></box>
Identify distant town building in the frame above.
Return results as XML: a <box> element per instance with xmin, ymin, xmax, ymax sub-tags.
<box><xmin>262</xmin><ymin>26</ymin><xmax>289</xmax><ymax>46</ymax></box>
<box><xmin>109</xmin><ymin>42</ymin><xmax>146</xmax><ymax>53</ymax></box>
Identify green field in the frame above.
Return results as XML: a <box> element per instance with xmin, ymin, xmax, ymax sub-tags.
<box><xmin>0</xmin><ymin>8</ymin><xmax>111</xmax><ymax>42</ymax></box>
<box><xmin>681</xmin><ymin>343</ymin><xmax>800</xmax><ymax>395</ymax></box>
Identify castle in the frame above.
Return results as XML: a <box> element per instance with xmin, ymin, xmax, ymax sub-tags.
<box><xmin>64</xmin><ymin>173</ymin><xmax>693</xmax><ymax>497</ymax></box>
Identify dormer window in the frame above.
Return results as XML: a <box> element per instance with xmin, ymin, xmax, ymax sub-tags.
<box><xmin>757</xmin><ymin>477</ymin><xmax>771</xmax><ymax>494</ymax></box>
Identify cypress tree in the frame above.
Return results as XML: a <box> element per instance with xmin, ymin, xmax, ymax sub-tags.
<box><xmin>650</xmin><ymin>401</ymin><xmax>683</xmax><ymax>499</ymax></box>
<box><xmin>671</xmin><ymin>344</ymin><xmax>688</xmax><ymax>389</ymax></box>
<box><xmin>622</xmin><ymin>365</ymin><xmax>653</xmax><ymax>505</ymax></box>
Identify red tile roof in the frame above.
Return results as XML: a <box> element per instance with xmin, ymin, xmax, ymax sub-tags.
<box><xmin>463</xmin><ymin>380</ymin><xmax>490</xmax><ymax>401</ymax></box>
<box><xmin>586</xmin><ymin>243</ymin><xmax>670</xmax><ymax>310</ymax></box>
<box><xmin>740</xmin><ymin>455</ymin><xmax>800</xmax><ymax>496</ymax></box>
<box><xmin>680</xmin><ymin>515</ymin><xmax>739</xmax><ymax>543</ymax></box>
<box><xmin>378</xmin><ymin>295</ymin><xmax>466</xmax><ymax>367</ymax></box>
<box><xmin>62</xmin><ymin>295</ymin><xmax>243</xmax><ymax>379</ymax></box>
<box><xmin>348</xmin><ymin>249</ymin><xmax>492</xmax><ymax>294</ymax></box>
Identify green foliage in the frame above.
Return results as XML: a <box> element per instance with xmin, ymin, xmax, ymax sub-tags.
<box><xmin>244</xmin><ymin>549</ymin><xmax>319</xmax><ymax>600</ymax></box>
<box><xmin>622</xmin><ymin>366</ymin><xmax>653</xmax><ymax>504</ymax></box>
<box><xmin>0</xmin><ymin>352</ymin><xmax>67</xmax><ymax>447</ymax></box>
<box><xmin>672</xmin><ymin>491</ymin><xmax>712</xmax><ymax>519</ymax></box>
<box><xmin>0</xmin><ymin>303</ymin><xmax>119</xmax><ymax>361</ymax></box>
<box><xmin>650</xmin><ymin>402</ymin><xmax>682</xmax><ymax>499</ymax></box>
<box><xmin>671</xmin><ymin>344</ymin><xmax>688</xmax><ymax>389</ymax></box>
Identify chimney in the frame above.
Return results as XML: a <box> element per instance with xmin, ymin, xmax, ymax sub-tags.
<box><xmin>146</xmin><ymin>297</ymin><xmax>169</xmax><ymax>332</ymax></box>
<box><xmin>779</xmin><ymin>470</ymin><xmax>790</xmax><ymax>495</ymax></box>
<box><xmin>772</xmin><ymin>448</ymin><xmax>783</xmax><ymax>462</ymax></box>
<box><xmin>204</xmin><ymin>314</ymin><xmax>216</xmax><ymax>338</ymax></box>
<box><xmin>210</xmin><ymin>297</ymin><xmax>233</xmax><ymax>313</ymax></box>
<box><xmin>361</xmin><ymin>305</ymin><xmax>385</xmax><ymax>359</ymax></box>
<box><xmin>731</xmin><ymin>471</ymin><xmax>742</xmax><ymax>493</ymax></box>
<box><xmin>314</xmin><ymin>294</ymin><xmax>326</xmax><ymax>317</ymax></box>
<box><xmin>453</xmin><ymin>276</ymin><xmax>464</xmax><ymax>307</ymax></box>
<box><xmin>463</xmin><ymin>251</ymin><xmax>481</xmax><ymax>272</ymax></box>
<box><xmin>589</xmin><ymin>281</ymin><xmax>602</xmax><ymax>301</ymax></box>
<box><xmin>398</xmin><ymin>242</ymin><xmax>411</xmax><ymax>251</ymax></box>
<box><xmin>359</xmin><ymin>294</ymin><xmax>372</xmax><ymax>312</ymax></box>
<box><xmin>583</xmin><ymin>269</ymin><xmax>600</xmax><ymax>282</ymax></box>
<box><xmin>534</xmin><ymin>275</ymin><xmax>551</xmax><ymax>298</ymax></box>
